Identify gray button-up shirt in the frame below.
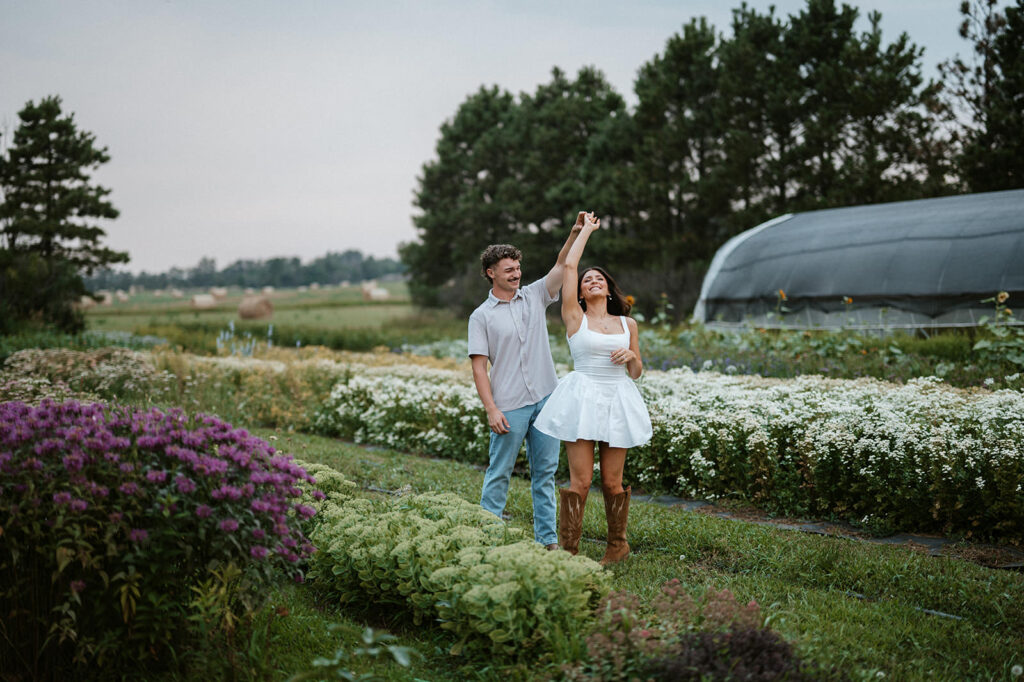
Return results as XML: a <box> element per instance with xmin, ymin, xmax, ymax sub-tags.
<box><xmin>468</xmin><ymin>278</ymin><xmax>559</xmax><ymax>412</ymax></box>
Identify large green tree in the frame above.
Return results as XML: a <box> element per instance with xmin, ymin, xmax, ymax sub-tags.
<box><xmin>942</xmin><ymin>0</ymin><xmax>1024</xmax><ymax>191</ymax></box>
<box><xmin>0</xmin><ymin>96</ymin><xmax>127</xmax><ymax>333</ymax></box>
<box><xmin>402</xmin><ymin>69</ymin><xmax>624</xmax><ymax>309</ymax></box>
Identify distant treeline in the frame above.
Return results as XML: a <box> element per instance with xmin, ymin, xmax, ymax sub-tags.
<box><xmin>84</xmin><ymin>250</ymin><xmax>405</xmax><ymax>291</ymax></box>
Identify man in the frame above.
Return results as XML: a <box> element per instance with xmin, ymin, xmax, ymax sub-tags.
<box><xmin>468</xmin><ymin>214</ymin><xmax>585</xmax><ymax>549</ymax></box>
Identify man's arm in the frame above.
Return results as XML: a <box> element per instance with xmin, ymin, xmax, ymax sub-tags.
<box><xmin>471</xmin><ymin>354</ymin><xmax>509</xmax><ymax>434</ymax></box>
<box><xmin>544</xmin><ymin>211</ymin><xmax>587</xmax><ymax>298</ymax></box>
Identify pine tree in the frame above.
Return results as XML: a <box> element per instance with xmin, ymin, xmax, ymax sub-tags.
<box><xmin>0</xmin><ymin>95</ymin><xmax>127</xmax><ymax>333</ymax></box>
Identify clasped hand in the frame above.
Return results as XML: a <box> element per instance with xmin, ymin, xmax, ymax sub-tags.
<box><xmin>573</xmin><ymin>211</ymin><xmax>600</xmax><ymax>232</ymax></box>
<box><xmin>610</xmin><ymin>348</ymin><xmax>635</xmax><ymax>365</ymax></box>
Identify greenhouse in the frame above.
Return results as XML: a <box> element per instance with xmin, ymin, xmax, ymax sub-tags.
<box><xmin>693</xmin><ymin>189</ymin><xmax>1024</xmax><ymax>330</ymax></box>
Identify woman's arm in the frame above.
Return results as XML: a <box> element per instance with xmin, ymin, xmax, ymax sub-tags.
<box><xmin>610</xmin><ymin>317</ymin><xmax>643</xmax><ymax>379</ymax></box>
<box><xmin>560</xmin><ymin>212</ymin><xmax>599</xmax><ymax>337</ymax></box>
<box><xmin>544</xmin><ymin>212</ymin><xmax>586</xmax><ymax>298</ymax></box>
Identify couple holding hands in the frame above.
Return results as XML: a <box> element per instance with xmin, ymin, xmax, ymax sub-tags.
<box><xmin>468</xmin><ymin>211</ymin><xmax>652</xmax><ymax>564</ymax></box>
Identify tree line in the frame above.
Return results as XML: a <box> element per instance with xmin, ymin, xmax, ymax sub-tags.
<box><xmin>401</xmin><ymin>0</ymin><xmax>1024</xmax><ymax>316</ymax></box>
<box><xmin>84</xmin><ymin>251</ymin><xmax>404</xmax><ymax>292</ymax></box>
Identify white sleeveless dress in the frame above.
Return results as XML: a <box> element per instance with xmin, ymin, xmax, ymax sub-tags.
<box><xmin>534</xmin><ymin>314</ymin><xmax>653</xmax><ymax>448</ymax></box>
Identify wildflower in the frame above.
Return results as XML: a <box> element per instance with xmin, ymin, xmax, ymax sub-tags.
<box><xmin>219</xmin><ymin>518</ymin><xmax>239</xmax><ymax>532</ymax></box>
<box><xmin>997</xmin><ymin>291</ymin><xmax>1009</xmax><ymax>304</ymax></box>
<box><xmin>250</xmin><ymin>546</ymin><xmax>268</xmax><ymax>559</ymax></box>
<box><xmin>69</xmin><ymin>499</ymin><xmax>88</xmax><ymax>512</ymax></box>
<box><xmin>252</xmin><ymin>528</ymin><xmax>266</xmax><ymax>540</ymax></box>
<box><xmin>128</xmin><ymin>528</ymin><xmax>148</xmax><ymax>543</ymax></box>
<box><xmin>118</xmin><ymin>482</ymin><xmax>139</xmax><ymax>496</ymax></box>
<box><xmin>1010</xmin><ymin>664</ymin><xmax>1022</xmax><ymax>677</ymax></box>
<box><xmin>195</xmin><ymin>504</ymin><xmax>213</xmax><ymax>518</ymax></box>
<box><xmin>53</xmin><ymin>491</ymin><xmax>72</xmax><ymax>505</ymax></box>
<box><xmin>778</xmin><ymin>289</ymin><xmax>787</xmax><ymax>301</ymax></box>
<box><xmin>109</xmin><ymin>511</ymin><xmax>123</xmax><ymax>523</ymax></box>
<box><xmin>175</xmin><ymin>476</ymin><xmax>196</xmax><ymax>493</ymax></box>
<box><xmin>625</xmin><ymin>295</ymin><xmax>636</xmax><ymax>306</ymax></box>
<box><xmin>842</xmin><ymin>296</ymin><xmax>853</xmax><ymax>305</ymax></box>
<box><xmin>145</xmin><ymin>470</ymin><xmax>168</xmax><ymax>483</ymax></box>
<box><xmin>70</xmin><ymin>580</ymin><xmax>86</xmax><ymax>594</ymax></box>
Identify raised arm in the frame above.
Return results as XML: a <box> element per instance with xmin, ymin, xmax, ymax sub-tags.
<box><xmin>544</xmin><ymin>212</ymin><xmax>587</xmax><ymax>298</ymax></box>
<box><xmin>560</xmin><ymin>212</ymin><xmax>600</xmax><ymax>336</ymax></box>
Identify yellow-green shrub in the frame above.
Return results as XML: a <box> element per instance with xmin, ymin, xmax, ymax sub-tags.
<box><xmin>306</xmin><ymin>485</ymin><xmax>609</xmax><ymax>661</ymax></box>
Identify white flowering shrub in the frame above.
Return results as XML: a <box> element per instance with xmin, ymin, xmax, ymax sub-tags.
<box><xmin>633</xmin><ymin>369</ymin><xmax>1024</xmax><ymax>541</ymax></box>
<box><xmin>315</xmin><ymin>364</ymin><xmax>1024</xmax><ymax>542</ymax></box>
<box><xmin>313</xmin><ymin>365</ymin><xmax>490</xmax><ymax>464</ymax></box>
<box><xmin>306</xmin><ymin>483</ymin><xmax>609</xmax><ymax>659</ymax></box>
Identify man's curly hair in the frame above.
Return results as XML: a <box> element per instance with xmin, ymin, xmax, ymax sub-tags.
<box><xmin>480</xmin><ymin>244</ymin><xmax>522</xmax><ymax>283</ymax></box>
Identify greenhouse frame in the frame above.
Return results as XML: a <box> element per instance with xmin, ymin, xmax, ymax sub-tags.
<box><xmin>692</xmin><ymin>189</ymin><xmax>1024</xmax><ymax>330</ymax></box>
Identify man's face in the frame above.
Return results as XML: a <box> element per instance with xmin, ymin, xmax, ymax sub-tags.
<box><xmin>488</xmin><ymin>258</ymin><xmax>521</xmax><ymax>294</ymax></box>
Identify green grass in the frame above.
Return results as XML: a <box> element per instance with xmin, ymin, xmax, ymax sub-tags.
<box><xmin>255</xmin><ymin>429</ymin><xmax>1024</xmax><ymax>682</ymax></box>
<box><xmin>87</xmin><ymin>303</ymin><xmax>416</xmax><ymax>333</ymax></box>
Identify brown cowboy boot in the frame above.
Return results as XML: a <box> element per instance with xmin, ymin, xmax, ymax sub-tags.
<box><xmin>558</xmin><ymin>488</ymin><xmax>585</xmax><ymax>555</ymax></box>
<box><xmin>600</xmin><ymin>486</ymin><xmax>631</xmax><ymax>566</ymax></box>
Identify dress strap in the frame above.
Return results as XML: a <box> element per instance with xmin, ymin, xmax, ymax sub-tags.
<box><xmin>619</xmin><ymin>315</ymin><xmax>627</xmax><ymax>334</ymax></box>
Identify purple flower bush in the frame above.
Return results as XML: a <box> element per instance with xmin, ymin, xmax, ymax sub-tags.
<box><xmin>0</xmin><ymin>399</ymin><xmax>321</xmax><ymax>678</ymax></box>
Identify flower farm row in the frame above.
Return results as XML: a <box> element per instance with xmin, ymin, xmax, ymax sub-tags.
<box><xmin>313</xmin><ymin>364</ymin><xmax>1024</xmax><ymax>544</ymax></box>
<box><xmin>4</xmin><ymin>345</ymin><xmax>1023</xmax><ymax>544</ymax></box>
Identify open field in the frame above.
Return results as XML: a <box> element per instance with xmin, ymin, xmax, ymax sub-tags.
<box><xmin>84</xmin><ymin>282</ymin><xmax>414</xmax><ymax>333</ymax></box>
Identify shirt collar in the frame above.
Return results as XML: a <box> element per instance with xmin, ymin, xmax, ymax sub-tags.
<box><xmin>486</xmin><ymin>287</ymin><xmax>524</xmax><ymax>307</ymax></box>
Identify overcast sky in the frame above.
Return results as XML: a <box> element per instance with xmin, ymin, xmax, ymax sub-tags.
<box><xmin>0</xmin><ymin>0</ymin><xmax>999</xmax><ymax>274</ymax></box>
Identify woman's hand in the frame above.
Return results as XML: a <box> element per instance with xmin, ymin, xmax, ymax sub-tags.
<box><xmin>583</xmin><ymin>212</ymin><xmax>600</xmax><ymax>231</ymax></box>
<box><xmin>610</xmin><ymin>347</ymin><xmax>635</xmax><ymax>365</ymax></box>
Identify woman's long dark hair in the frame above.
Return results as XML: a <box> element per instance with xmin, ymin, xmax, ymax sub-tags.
<box><xmin>577</xmin><ymin>266</ymin><xmax>632</xmax><ymax>316</ymax></box>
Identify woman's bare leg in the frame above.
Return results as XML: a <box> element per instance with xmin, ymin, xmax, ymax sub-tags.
<box><xmin>565</xmin><ymin>439</ymin><xmax>595</xmax><ymax>497</ymax></box>
<box><xmin>597</xmin><ymin>443</ymin><xmax>626</xmax><ymax>496</ymax></box>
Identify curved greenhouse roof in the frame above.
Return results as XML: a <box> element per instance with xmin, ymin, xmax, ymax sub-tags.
<box><xmin>693</xmin><ymin>189</ymin><xmax>1024</xmax><ymax>330</ymax></box>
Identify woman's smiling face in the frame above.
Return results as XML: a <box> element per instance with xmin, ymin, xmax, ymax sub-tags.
<box><xmin>580</xmin><ymin>268</ymin><xmax>608</xmax><ymax>299</ymax></box>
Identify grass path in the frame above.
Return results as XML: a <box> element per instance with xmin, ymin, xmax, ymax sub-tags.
<box><xmin>254</xmin><ymin>429</ymin><xmax>1023</xmax><ymax>681</ymax></box>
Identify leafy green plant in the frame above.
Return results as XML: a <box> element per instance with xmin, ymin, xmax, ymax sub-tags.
<box><xmin>289</xmin><ymin>627</ymin><xmax>416</xmax><ymax>682</ymax></box>
<box><xmin>974</xmin><ymin>291</ymin><xmax>1024</xmax><ymax>367</ymax></box>
<box><xmin>304</xmin><ymin>477</ymin><xmax>609</xmax><ymax>661</ymax></box>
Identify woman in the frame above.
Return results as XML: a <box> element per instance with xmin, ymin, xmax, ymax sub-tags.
<box><xmin>534</xmin><ymin>211</ymin><xmax>652</xmax><ymax>565</ymax></box>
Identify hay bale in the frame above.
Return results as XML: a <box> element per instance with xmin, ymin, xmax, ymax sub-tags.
<box><xmin>261</xmin><ymin>285</ymin><xmax>275</xmax><ymax>295</ymax></box>
<box><xmin>115</xmin><ymin>290</ymin><xmax>129</xmax><ymax>303</ymax></box>
<box><xmin>209</xmin><ymin>286</ymin><xmax>228</xmax><ymax>299</ymax></box>
<box><xmin>78</xmin><ymin>295</ymin><xmax>97</xmax><ymax>310</ymax></box>
<box><xmin>190</xmin><ymin>294</ymin><xmax>217</xmax><ymax>309</ymax></box>
<box><xmin>169</xmin><ymin>288</ymin><xmax>184</xmax><ymax>298</ymax></box>
<box><xmin>238</xmin><ymin>296</ymin><xmax>273</xmax><ymax>320</ymax></box>
<box><xmin>309</xmin><ymin>282</ymin><xmax>320</xmax><ymax>290</ymax></box>
<box><xmin>369</xmin><ymin>287</ymin><xmax>390</xmax><ymax>301</ymax></box>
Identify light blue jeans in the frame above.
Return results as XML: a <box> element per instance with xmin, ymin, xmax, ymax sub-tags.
<box><xmin>480</xmin><ymin>396</ymin><xmax>559</xmax><ymax>546</ymax></box>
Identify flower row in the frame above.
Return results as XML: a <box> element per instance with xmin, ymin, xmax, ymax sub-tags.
<box><xmin>313</xmin><ymin>365</ymin><xmax>1024</xmax><ymax>542</ymax></box>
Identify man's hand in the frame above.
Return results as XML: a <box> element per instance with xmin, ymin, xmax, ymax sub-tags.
<box><xmin>486</xmin><ymin>406</ymin><xmax>510</xmax><ymax>434</ymax></box>
<box><xmin>572</xmin><ymin>211</ymin><xmax>587</xmax><ymax>233</ymax></box>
